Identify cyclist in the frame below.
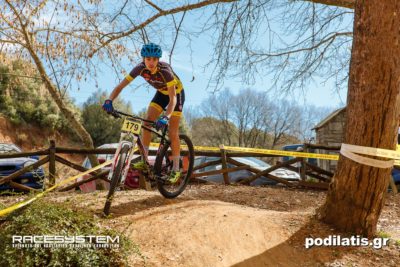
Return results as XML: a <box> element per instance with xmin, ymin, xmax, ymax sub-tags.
<box><xmin>102</xmin><ymin>43</ymin><xmax>184</xmax><ymax>183</ymax></box>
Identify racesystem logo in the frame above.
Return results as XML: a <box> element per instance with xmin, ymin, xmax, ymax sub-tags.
<box><xmin>305</xmin><ymin>235</ymin><xmax>389</xmax><ymax>249</ymax></box>
<box><xmin>12</xmin><ymin>235</ymin><xmax>119</xmax><ymax>249</ymax></box>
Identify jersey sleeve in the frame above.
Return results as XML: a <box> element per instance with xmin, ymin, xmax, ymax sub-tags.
<box><xmin>126</xmin><ymin>63</ymin><xmax>144</xmax><ymax>82</ymax></box>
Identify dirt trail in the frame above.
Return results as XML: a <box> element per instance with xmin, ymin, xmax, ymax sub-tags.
<box><xmin>1</xmin><ymin>185</ymin><xmax>399</xmax><ymax>266</ymax></box>
<box><xmin>114</xmin><ymin>200</ymin><xmax>313</xmax><ymax>267</ymax></box>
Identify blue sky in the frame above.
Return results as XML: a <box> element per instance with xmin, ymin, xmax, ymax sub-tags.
<box><xmin>69</xmin><ymin>3</ymin><xmax>349</xmax><ymax>113</ymax></box>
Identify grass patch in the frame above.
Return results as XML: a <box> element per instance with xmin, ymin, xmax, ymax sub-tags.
<box><xmin>0</xmin><ymin>190</ymin><xmax>28</xmax><ymax>196</ymax></box>
<box><xmin>0</xmin><ymin>199</ymin><xmax>141</xmax><ymax>266</ymax></box>
<box><xmin>377</xmin><ymin>231</ymin><xmax>391</xmax><ymax>239</ymax></box>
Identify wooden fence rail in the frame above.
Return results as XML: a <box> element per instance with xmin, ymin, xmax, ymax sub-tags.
<box><xmin>0</xmin><ymin>140</ymin><xmax>397</xmax><ymax>193</ymax></box>
<box><xmin>238</xmin><ymin>157</ymin><xmax>301</xmax><ymax>186</ymax></box>
<box><xmin>0</xmin><ymin>143</ymin><xmax>162</xmax><ymax>192</ymax></box>
<box><xmin>0</xmin><ymin>141</ymin><xmax>337</xmax><ymax>192</ymax></box>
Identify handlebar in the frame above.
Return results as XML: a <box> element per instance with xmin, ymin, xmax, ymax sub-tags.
<box><xmin>108</xmin><ymin>109</ymin><xmax>155</xmax><ymax>124</ymax></box>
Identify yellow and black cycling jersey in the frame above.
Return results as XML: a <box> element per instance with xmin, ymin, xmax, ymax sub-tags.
<box><xmin>125</xmin><ymin>61</ymin><xmax>183</xmax><ymax>95</ymax></box>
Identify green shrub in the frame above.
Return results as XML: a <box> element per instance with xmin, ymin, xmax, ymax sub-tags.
<box><xmin>0</xmin><ymin>60</ymin><xmax>78</xmax><ymax>133</ymax></box>
<box><xmin>42</xmin><ymin>114</ymin><xmax>61</xmax><ymax>130</ymax></box>
<box><xmin>0</xmin><ymin>199</ymin><xmax>139</xmax><ymax>267</ymax></box>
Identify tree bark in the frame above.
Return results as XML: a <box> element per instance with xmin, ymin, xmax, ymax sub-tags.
<box><xmin>319</xmin><ymin>0</ymin><xmax>400</xmax><ymax>237</ymax></box>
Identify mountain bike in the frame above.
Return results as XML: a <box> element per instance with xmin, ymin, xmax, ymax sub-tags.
<box><xmin>103</xmin><ymin>110</ymin><xmax>194</xmax><ymax>216</ymax></box>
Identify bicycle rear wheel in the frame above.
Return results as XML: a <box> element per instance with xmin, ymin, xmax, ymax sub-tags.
<box><xmin>103</xmin><ymin>145</ymin><xmax>130</xmax><ymax>216</ymax></box>
<box><xmin>154</xmin><ymin>134</ymin><xmax>194</xmax><ymax>198</ymax></box>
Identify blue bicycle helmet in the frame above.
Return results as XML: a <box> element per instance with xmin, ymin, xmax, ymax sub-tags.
<box><xmin>141</xmin><ymin>43</ymin><xmax>162</xmax><ymax>58</ymax></box>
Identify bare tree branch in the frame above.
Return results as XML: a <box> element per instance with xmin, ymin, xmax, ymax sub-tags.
<box><xmin>169</xmin><ymin>11</ymin><xmax>186</xmax><ymax>64</ymax></box>
<box><xmin>4</xmin><ymin>0</ymin><xmax>26</xmax><ymax>29</ymax></box>
<box><xmin>202</xmin><ymin>0</ymin><xmax>354</xmax><ymax>93</ymax></box>
<box><xmin>45</xmin><ymin>1</ymin><xmax>62</xmax><ymax>97</ymax></box>
<box><xmin>29</xmin><ymin>0</ymin><xmax>48</xmax><ymax>20</ymax></box>
<box><xmin>140</xmin><ymin>27</ymin><xmax>150</xmax><ymax>43</ymax></box>
<box><xmin>111</xmin><ymin>0</ymin><xmax>129</xmax><ymax>23</ymax></box>
<box><xmin>144</xmin><ymin>0</ymin><xmax>164</xmax><ymax>12</ymax></box>
<box><xmin>89</xmin><ymin>0</ymin><xmax>238</xmax><ymax>57</ymax></box>
<box><xmin>0</xmin><ymin>39</ymin><xmax>21</xmax><ymax>45</ymax></box>
<box><xmin>304</xmin><ymin>0</ymin><xmax>354</xmax><ymax>9</ymax></box>
<box><xmin>250</xmin><ymin>32</ymin><xmax>352</xmax><ymax>59</ymax></box>
<box><xmin>2</xmin><ymin>0</ymin><xmax>101</xmax><ymax>169</ymax></box>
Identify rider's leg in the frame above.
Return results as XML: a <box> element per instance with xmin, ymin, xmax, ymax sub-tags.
<box><xmin>169</xmin><ymin>91</ymin><xmax>184</xmax><ymax>173</ymax></box>
<box><xmin>143</xmin><ymin>104</ymin><xmax>162</xmax><ymax>156</ymax></box>
<box><xmin>168</xmin><ymin>114</ymin><xmax>181</xmax><ymax>171</ymax></box>
<box><xmin>131</xmin><ymin>104</ymin><xmax>161</xmax><ymax>171</ymax></box>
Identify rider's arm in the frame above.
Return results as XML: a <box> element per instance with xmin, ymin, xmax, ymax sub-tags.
<box><xmin>109</xmin><ymin>64</ymin><xmax>143</xmax><ymax>100</ymax></box>
<box><xmin>109</xmin><ymin>78</ymin><xmax>130</xmax><ymax>100</ymax></box>
<box><xmin>165</xmin><ymin>85</ymin><xmax>177</xmax><ymax>118</ymax></box>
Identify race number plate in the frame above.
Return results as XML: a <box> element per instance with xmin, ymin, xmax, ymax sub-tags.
<box><xmin>121</xmin><ymin>118</ymin><xmax>142</xmax><ymax>134</ymax></box>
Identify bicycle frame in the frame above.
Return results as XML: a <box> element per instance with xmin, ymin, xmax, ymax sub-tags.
<box><xmin>107</xmin><ymin>110</ymin><xmax>171</xmax><ymax>185</ymax></box>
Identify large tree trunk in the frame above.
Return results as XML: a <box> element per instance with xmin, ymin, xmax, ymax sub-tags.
<box><xmin>19</xmin><ymin>25</ymin><xmax>101</xmax><ymax>182</ymax></box>
<box><xmin>319</xmin><ymin>0</ymin><xmax>400</xmax><ymax>237</ymax></box>
<box><xmin>29</xmin><ymin>49</ymin><xmax>97</xmax><ymax>156</ymax></box>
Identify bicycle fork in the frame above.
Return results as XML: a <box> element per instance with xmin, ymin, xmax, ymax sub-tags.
<box><xmin>107</xmin><ymin>133</ymin><xmax>139</xmax><ymax>184</ymax></box>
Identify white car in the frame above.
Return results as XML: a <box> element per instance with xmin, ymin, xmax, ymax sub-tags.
<box><xmin>194</xmin><ymin>156</ymin><xmax>300</xmax><ymax>185</ymax></box>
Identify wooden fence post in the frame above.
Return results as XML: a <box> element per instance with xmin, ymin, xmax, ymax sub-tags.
<box><xmin>219</xmin><ymin>144</ymin><xmax>230</xmax><ymax>185</ymax></box>
<box><xmin>389</xmin><ymin>176</ymin><xmax>398</xmax><ymax>194</ymax></box>
<box><xmin>49</xmin><ymin>140</ymin><xmax>56</xmax><ymax>186</ymax></box>
<box><xmin>300</xmin><ymin>158</ymin><xmax>307</xmax><ymax>181</ymax></box>
<box><xmin>300</xmin><ymin>144</ymin><xmax>307</xmax><ymax>181</ymax></box>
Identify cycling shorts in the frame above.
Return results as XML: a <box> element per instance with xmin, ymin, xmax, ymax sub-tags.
<box><xmin>149</xmin><ymin>89</ymin><xmax>185</xmax><ymax>117</ymax></box>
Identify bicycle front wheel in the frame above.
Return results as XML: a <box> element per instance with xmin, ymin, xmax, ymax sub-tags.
<box><xmin>154</xmin><ymin>134</ymin><xmax>194</xmax><ymax>199</ymax></box>
<box><xmin>103</xmin><ymin>145</ymin><xmax>130</xmax><ymax>216</ymax></box>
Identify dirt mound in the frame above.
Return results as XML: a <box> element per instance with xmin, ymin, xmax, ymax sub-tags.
<box><xmin>2</xmin><ymin>185</ymin><xmax>399</xmax><ymax>266</ymax></box>
<box><xmin>97</xmin><ymin>186</ymin><xmax>399</xmax><ymax>267</ymax></box>
<box><xmin>110</xmin><ymin>200</ymin><xmax>315</xmax><ymax>266</ymax></box>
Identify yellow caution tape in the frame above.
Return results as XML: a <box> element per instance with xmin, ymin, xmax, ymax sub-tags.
<box><xmin>0</xmin><ymin>160</ymin><xmax>112</xmax><ymax>217</ymax></box>
<box><xmin>149</xmin><ymin>142</ymin><xmax>340</xmax><ymax>160</ymax></box>
<box><xmin>150</xmin><ymin>142</ymin><xmax>400</xmax><ymax>166</ymax></box>
<box><xmin>216</xmin><ymin>145</ymin><xmax>340</xmax><ymax>160</ymax></box>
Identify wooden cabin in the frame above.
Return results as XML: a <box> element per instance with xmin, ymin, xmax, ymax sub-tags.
<box><xmin>312</xmin><ymin>107</ymin><xmax>346</xmax><ymax>172</ymax></box>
